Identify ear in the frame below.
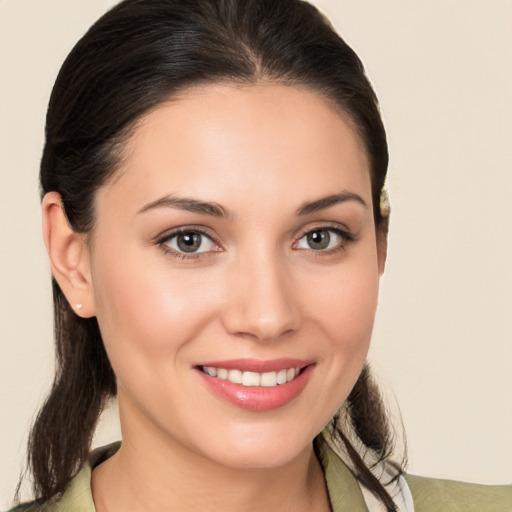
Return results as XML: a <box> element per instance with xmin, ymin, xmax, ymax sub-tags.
<box><xmin>42</xmin><ymin>192</ymin><xmax>96</xmax><ymax>318</ymax></box>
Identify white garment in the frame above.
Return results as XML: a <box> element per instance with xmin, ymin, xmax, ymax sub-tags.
<box><xmin>358</xmin><ymin>473</ymin><xmax>415</xmax><ymax>512</ymax></box>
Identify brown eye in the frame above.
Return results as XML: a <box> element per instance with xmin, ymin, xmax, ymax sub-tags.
<box><xmin>306</xmin><ymin>230</ymin><xmax>331</xmax><ymax>250</ymax></box>
<box><xmin>295</xmin><ymin>227</ymin><xmax>349</xmax><ymax>252</ymax></box>
<box><xmin>163</xmin><ymin>230</ymin><xmax>216</xmax><ymax>254</ymax></box>
<box><xmin>177</xmin><ymin>232</ymin><xmax>202</xmax><ymax>252</ymax></box>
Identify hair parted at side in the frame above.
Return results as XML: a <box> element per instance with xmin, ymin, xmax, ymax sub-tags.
<box><xmin>25</xmin><ymin>0</ymin><xmax>401</xmax><ymax>510</ymax></box>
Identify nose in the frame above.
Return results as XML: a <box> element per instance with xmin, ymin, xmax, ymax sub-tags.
<box><xmin>220</xmin><ymin>251</ymin><xmax>301</xmax><ymax>343</ymax></box>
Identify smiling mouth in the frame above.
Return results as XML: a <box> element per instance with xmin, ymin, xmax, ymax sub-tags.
<box><xmin>199</xmin><ymin>366</ymin><xmax>302</xmax><ymax>387</ymax></box>
<box><xmin>196</xmin><ymin>359</ymin><xmax>315</xmax><ymax>410</ymax></box>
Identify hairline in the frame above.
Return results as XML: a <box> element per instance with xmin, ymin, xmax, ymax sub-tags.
<box><xmin>85</xmin><ymin>78</ymin><xmax>373</xmax><ymax>242</ymax></box>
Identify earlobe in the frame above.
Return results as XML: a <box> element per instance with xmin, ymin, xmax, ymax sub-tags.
<box><xmin>42</xmin><ymin>192</ymin><xmax>96</xmax><ymax>318</ymax></box>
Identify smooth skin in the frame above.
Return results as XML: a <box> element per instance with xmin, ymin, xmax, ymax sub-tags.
<box><xmin>42</xmin><ymin>83</ymin><xmax>386</xmax><ymax>512</ymax></box>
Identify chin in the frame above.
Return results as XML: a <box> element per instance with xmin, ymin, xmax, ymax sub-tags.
<box><xmin>213</xmin><ymin>446</ymin><xmax>308</xmax><ymax>470</ymax></box>
<box><xmin>197</xmin><ymin>422</ymin><xmax>319</xmax><ymax>470</ymax></box>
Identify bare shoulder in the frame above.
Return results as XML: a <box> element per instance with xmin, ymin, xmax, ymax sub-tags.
<box><xmin>405</xmin><ymin>474</ymin><xmax>512</xmax><ymax>512</ymax></box>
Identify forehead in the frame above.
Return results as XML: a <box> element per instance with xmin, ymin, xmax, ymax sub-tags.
<box><xmin>97</xmin><ymin>83</ymin><xmax>371</xmax><ymax>215</ymax></box>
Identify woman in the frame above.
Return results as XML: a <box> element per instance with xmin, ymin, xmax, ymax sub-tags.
<box><xmin>9</xmin><ymin>1</ymin><xmax>510</xmax><ymax>511</ymax></box>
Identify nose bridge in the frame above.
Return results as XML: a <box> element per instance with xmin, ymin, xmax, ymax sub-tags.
<box><xmin>221</xmin><ymin>242</ymin><xmax>300</xmax><ymax>342</ymax></box>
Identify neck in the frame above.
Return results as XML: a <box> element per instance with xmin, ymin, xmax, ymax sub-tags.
<box><xmin>91</xmin><ymin>399</ymin><xmax>331</xmax><ymax>512</ymax></box>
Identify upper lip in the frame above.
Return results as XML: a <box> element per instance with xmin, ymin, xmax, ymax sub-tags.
<box><xmin>194</xmin><ymin>358</ymin><xmax>314</xmax><ymax>373</ymax></box>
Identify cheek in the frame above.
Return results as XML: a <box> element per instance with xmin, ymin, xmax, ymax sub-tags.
<box><xmin>90</xmin><ymin>247</ymin><xmax>221</xmax><ymax>373</ymax></box>
<box><xmin>306</xmin><ymin>258</ymin><xmax>379</xmax><ymax>347</ymax></box>
<box><xmin>301</xmin><ymin>251</ymin><xmax>379</xmax><ymax>403</ymax></box>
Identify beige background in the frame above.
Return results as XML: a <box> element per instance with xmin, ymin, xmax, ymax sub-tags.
<box><xmin>1</xmin><ymin>0</ymin><xmax>511</xmax><ymax>507</ymax></box>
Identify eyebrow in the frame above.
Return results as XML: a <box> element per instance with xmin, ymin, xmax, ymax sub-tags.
<box><xmin>137</xmin><ymin>195</ymin><xmax>229</xmax><ymax>218</ymax></box>
<box><xmin>296</xmin><ymin>191</ymin><xmax>368</xmax><ymax>215</ymax></box>
<box><xmin>137</xmin><ymin>190</ymin><xmax>367</xmax><ymax>218</ymax></box>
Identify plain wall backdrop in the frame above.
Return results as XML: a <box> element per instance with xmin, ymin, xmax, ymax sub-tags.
<box><xmin>1</xmin><ymin>0</ymin><xmax>511</xmax><ymax>507</ymax></box>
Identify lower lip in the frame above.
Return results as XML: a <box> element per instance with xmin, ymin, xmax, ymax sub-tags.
<box><xmin>196</xmin><ymin>365</ymin><xmax>315</xmax><ymax>411</ymax></box>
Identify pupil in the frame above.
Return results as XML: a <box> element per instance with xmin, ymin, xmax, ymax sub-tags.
<box><xmin>308</xmin><ymin>230</ymin><xmax>330</xmax><ymax>250</ymax></box>
<box><xmin>177</xmin><ymin>232</ymin><xmax>201</xmax><ymax>252</ymax></box>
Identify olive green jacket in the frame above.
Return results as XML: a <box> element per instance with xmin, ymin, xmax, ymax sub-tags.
<box><xmin>10</xmin><ymin>441</ymin><xmax>511</xmax><ymax>511</ymax></box>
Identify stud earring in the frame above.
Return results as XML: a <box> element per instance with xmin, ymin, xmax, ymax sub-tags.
<box><xmin>75</xmin><ymin>304</ymin><xmax>83</xmax><ymax>310</ymax></box>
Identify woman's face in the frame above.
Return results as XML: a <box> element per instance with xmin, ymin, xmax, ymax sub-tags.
<box><xmin>88</xmin><ymin>83</ymin><xmax>385</xmax><ymax>469</ymax></box>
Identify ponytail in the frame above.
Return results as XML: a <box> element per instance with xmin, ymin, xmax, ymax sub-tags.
<box><xmin>327</xmin><ymin>365</ymin><xmax>406</xmax><ymax>512</ymax></box>
<box><xmin>25</xmin><ymin>280</ymin><xmax>116</xmax><ymax>501</ymax></box>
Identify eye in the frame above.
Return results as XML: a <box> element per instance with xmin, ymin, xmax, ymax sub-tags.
<box><xmin>161</xmin><ymin>230</ymin><xmax>217</xmax><ymax>254</ymax></box>
<box><xmin>295</xmin><ymin>228</ymin><xmax>348</xmax><ymax>251</ymax></box>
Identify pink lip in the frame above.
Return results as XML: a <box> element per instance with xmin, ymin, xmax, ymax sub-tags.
<box><xmin>194</xmin><ymin>359</ymin><xmax>315</xmax><ymax>411</ymax></box>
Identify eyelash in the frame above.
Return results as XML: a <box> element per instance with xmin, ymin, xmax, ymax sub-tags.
<box><xmin>157</xmin><ymin>227</ymin><xmax>219</xmax><ymax>260</ymax></box>
<box><xmin>294</xmin><ymin>224</ymin><xmax>354</xmax><ymax>257</ymax></box>
<box><xmin>156</xmin><ymin>224</ymin><xmax>354</xmax><ymax>261</ymax></box>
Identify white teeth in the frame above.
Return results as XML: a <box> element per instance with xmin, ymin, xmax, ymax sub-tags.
<box><xmin>276</xmin><ymin>369</ymin><xmax>287</xmax><ymax>384</ymax></box>
<box><xmin>227</xmin><ymin>369</ymin><xmax>243</xmax><ymax>384</ymax></box>
<box><xmin>202</xmin><ymin>366</ymin><xmax>301</xmax><ymax>387</ymax></box>
<box><xmin>260</xmin><ymin>371</ymin><xmax>277</xmax><ymax>387</ymax></box>
<box><xmin>287</xmin><ymin>368</ymin><xmax>297</xmax><ymax>381</ymax></box>
<box><xmin>217</xmin><ymin>368</ymin><xmax>228</xmax><ymax>380</ymax></box>
<box><xmin>204</xmin><ymin>366</ymin><xmax>217</xmax><ymax>377</ymax></box>
<box><xmin>242</xmin><ymin>371</ymin><xmax>261</xmax><ymax>386</ymax></box>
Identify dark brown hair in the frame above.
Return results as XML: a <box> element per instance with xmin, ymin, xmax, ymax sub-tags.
<box><xmin>24</xmin><ymin>0</ymin><xmax>403</xmax><ymax>510</ymax></box>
